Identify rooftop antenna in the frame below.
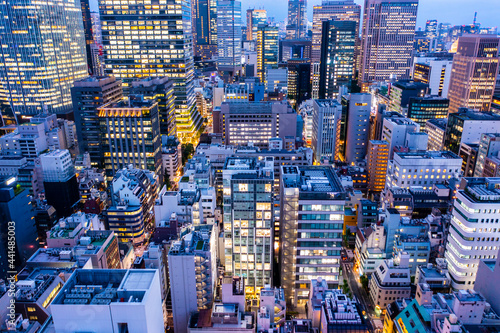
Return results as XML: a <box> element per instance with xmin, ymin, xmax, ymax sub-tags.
<box><xmin>473</xmin><ymin>11</ymin><xmax>477</xmax><ymax>26</ymax></box>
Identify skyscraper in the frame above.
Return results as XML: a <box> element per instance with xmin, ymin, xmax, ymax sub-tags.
<box><xmin>318</xmin><ymin>20</ymin><xmax>357</xmax><ymax>99</ymax></box>
<box><xmin>257</xmin><ymin>25</ymin><xmax>279</xmax><ymax>84</ymax></box>
<box><xmin>286</xmin><ymin>0</ymin><xmax>308</xmax><ymax>39</ymax></box>
<box><xmin>217</xmin><ymin>0</ymin><xmax>243</xmax><ymax>77</ymax></box>
<box><xmin>359</xmin><ymin>0</ymin><xmax>418</xmax><ymax>89</ymax></box>
<box><xmin>192</xmin><ymin>0</ymin><xmax>218</xmax><ymax>59</ymax></box>
<box><xmin>287</xmin><ymin>59</ymin><xmax>312</xmax><ymax>108</ymax></box>
<box><xmin>99</xmin><ymin>0</ymin><xmax>202</xmax><ymax>143</ymax></box>
<box><xmin>344</xmin><ymin>93</ymin><xmax>371</xmax><ymax>163</ymax></box>
<box><xmin>311</xmin><ymin>0</ymin><xmax>361</xmax><ymax>63</ymax></box>
<box><xmin>246</xmin><ymin>9</ymin><xmax>267</xmax><ymax>41</ymax></box>
<box><xmin>311</xmin><ymin>99</ymin><xmax>343</xmax><ymax>163</ymax></box>
<box><xmin>425</xmin><ymin>20</ymin><xmax>438</xmax><ymax>39</ymax></box>
<box><xmin>447</xmin><ymin>35</ymin><xmax>500</xmax><ymax>114</ymax></box>
<box><xmin>0</xmin><ymin>0</ymin><xmax>88</xmax><ymax>118</ymax></box>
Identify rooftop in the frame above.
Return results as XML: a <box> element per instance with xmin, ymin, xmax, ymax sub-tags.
<box><xmin>315</xmin><ymin>99</ymin><xmax>341</xmax><ymax>108</ymax></box>
<box><xmin>282</xmin><ymin>166</ymin><xmax>345</xmax><ymax>196</ymax></box>
<box><xmin>395</xmin><ymin>151</ymin><xmax>461</xmax><ymax>160</ymax></box>
<box><xmin>224</xmin><ymin>157</ymin><xmax>256</xmax><ymax>170</ymax></box>
<box><xmin>452</xmin><ymin>109</ymin><xmax>500</xmax><ymax>121</ymax></box>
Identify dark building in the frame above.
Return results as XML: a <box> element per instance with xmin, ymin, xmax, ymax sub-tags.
<box><xmin>34</xmin><ymin>204</ymin><xmax>57</xmax><ymax>246</ymax></box>
<box><xmin>407</xmin><ymin>96</ymin><xmax>449</xmax><ymax>129</ymax></box>
<box><xmin>357</xmin><ymin>199</ymin><xmax>378</xmax><ymax>229</ymax></box>
<box><xmin>0</xmin><ymin>176</ymin><xmax>37</xmax><ymax>276</ymax></box>
<box><xmin>389</xmin><ymin>80</ymin><xmax>429</xmax><ymax>114</ymax></box>
<box><xmin>319</xmin><ymin>20</ymin><xmax>356</xmax><ymax>99</ymax></box>
<box><xmin>130</xmin><ymin>77</ymin><xmax>176</xmax><ymax>137</ymax></box>
<box><xmin>492</xmin><ymin>94</ymin><xmax>500</xmax><ymax>115</ymax></box>
<box><xmin>459</xmin><ymin>142</ymin><xmax>479</xmax><ymax>178</ymax></box>
<box><xmin>279</xmin><ymin>39</ymin><xmax>312</xmax><ymax>63</ymax></box>
<box><xmin>80</xmin><ymin>0</ymin><xmax>94</xmax><ymax>75</ymax></box>
<box><xmin>71</xmin><ymin>76</ymin><xmax>123</xmax><ymax>167</ymax></box>
<box><xmin>287</xmin><ymin>58</ymin><xmax>311</xmax><ymax>109</ymax></box>
<box><xmin>192</xmin><ymin>0</ymin><xmax>218</xmax><ymax>59</ymax></box>
<box><xmin>44</xmin><ymin>176</ymin><xmax>80</xmax><ymax>218</ymax></box>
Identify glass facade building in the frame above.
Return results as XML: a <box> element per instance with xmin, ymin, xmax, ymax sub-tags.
<box><xmin>217</xmin><ymin>0</ymin><xmax>242</xmax><ymax>74</ymax></box>
<box><xmin>0</xmin><ymin>0</ymin><xmax>88</xmax><ymax>118</ymax></box>
<box><xmin>286</xmin><ymin>0</ymin><xmax>307</xmax><ymax>39</ymax></box>
<box><xmin>256</xmin><ymin>25</ymin><xmax>279</xmax><ymax>84</ymax></box>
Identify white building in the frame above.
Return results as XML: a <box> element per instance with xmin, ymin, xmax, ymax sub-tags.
<box><xmin>257</xmin><ymin>287</ymin><xmax>286</xmax><ymax>332</ymax></box>
<box><xmin>0</xmin><ymin>156</ymin><xmax>27</xmax><ymax>176</ymax></box>
<box><xmin>39</xmin><ymin>149</ymin><xmax>75</xmax><ymax>182</ymax></box>
<box><xmin>385</xmin><ymin>151</ymin><xmax>462</xmax><ymax>192</ymax></box>
<box><xmin>0</xmin><ymin>123</ymin><xmax>48</xmax><ymax>160</ymax></box>
<box><xmin>168</xmin><ymin>225</ymin><xmax>217</xmax><ymax>333</ymax></box>
<box><xmin>381</xmin><ymin>117</ymin><xmax>419</xmax><ymax>159</ymax></box>
<box><xmin>311</xmin><ymin>99</ymin><xmax>342</xmax><ymax>163</ymax></box>
<box><xmin>425</xmin><ymin>118</ymin><xmax>447</xmax><ymax>151</ymax></box>
<box><xmin>413</xmin><ymin>56</ymin><xmax>453</xmax><ymax>98</ymax></box>
<box><xmin>50</xmin><ymin>269</ymin><xmax>164</xmax><ymax>333</ymax></box>
<box><xmin>154</xmin><ymin>186</ymin><xmax>203</xmax><ymax>226</ymax></box>
<box><xmin>445</xmin><ymin>177</ymin><xmax>500</xmax><ymax>289</ymax></box>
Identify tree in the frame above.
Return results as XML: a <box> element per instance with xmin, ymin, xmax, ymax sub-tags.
<box><xmin>182</xmin><ymin>143</ymin><xmax>195</xmax><ymax>165</ymax></box>
<box><xmin>360</xmin><ymin>274</ymin><xmax>369</xmax><ymax>291</ymax></box>
<box><xmin>164</xmin><ymin>171</ymin><xmax>172</xmax><ymax>190</ymax></box>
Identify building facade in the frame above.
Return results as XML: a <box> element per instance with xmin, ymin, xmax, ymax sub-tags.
<box><xmin>217</xmin><ymin>0</ymin><xmax>242</xmax><ymax>75</ymax></box>
<box><xmin>311</xmin><ymin>99</ymin><xmax>343</xmax><ymax>163</ymax></box>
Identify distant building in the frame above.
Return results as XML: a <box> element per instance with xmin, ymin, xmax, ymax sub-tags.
<box><xmin>388</xmin><ymin>81</ymin><xmax>429</xmax><ymax>115</ymax></box>
<box><xmin>413</xmin><ymin>55</ymin><xmax>453</xmax><ymax>97</ymax></box>
<box><xmin>286</xmin><ymin>0</ymin><xmax>307</xmax><ymax>40</ymax></box>
<box><xmin>217</xmin><ymin>0</ymin><xmax>243</xmax><ymax>77</ymax></box>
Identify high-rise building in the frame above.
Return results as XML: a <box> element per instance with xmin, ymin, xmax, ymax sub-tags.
<box><xmin>381</xmin><ymin>117</ymin><xmax>420</xmax><ymax>159</ymax></box>
<box><xmin>318</xmin><ymin>20</ymin><xmax>357</xmax><ymax>99</ymax></box>
<box><xmin>287</xmin><ymin>59</ymin><xmax>312</xmax><ymax>109</ymax></box>
<box><xmin>425</xmin><ymin>20</ymin><xmax>438</xmax><ymax>39</ymax></box>
<box><xmin>388</xmin><ymin>81</ymin><xmax>429</xmax><ymax>115</ymax></box>
<box><xmin>72</xmin><ymin>76</ymin><xmax>123</xmax><ymax>167</ymax></box>
<box><xmin>413</xmin><ymin>55</ymin><xmax>454</xmax><ymax>98</ymax></box>
<box><xmin>279</xmin><ymin>39</ymin><xmax>312</xmax><ymax>63</ymax></box>
<box><xmin>169</xmin><ymin>225</ymin><xmax>217</xmax><ymax>333</ymax></box>
<box><xmin>311</xmin><ymin>99</ymin><xmax>343</xmax><ymax>163</ymax></box>
<box><xmin>246</xmin><ymin>9</ymin><xmax>267</xmax><ymax>41</ymax></box>
<box><xmin>367</xmin><ymin>140</ymin><xmax>389</xmax><ymax>192</ymax></box>
<box><xmin>344</xmin><ymin>94</ymin><xmax>371</xmax><ymax>163</ymax></box>
<box><xmin>0</xmin><ymin>0</ymin><xmax>88</xmax><ymax>118</ymax></box>
<box><xmin>311</xmin><ymin>0</ymin><xmax>361</xmax><ymax>63</ymax></box>
<box><xmin>425</xmin><ymin>118</ymin><xmax>447</xmax><ymax>151</ymax></box>
<box><xmin>447</xmin><ymin>35</ymin><xmax>500</xmax><ymax>114</ymax></box>
<box><xmin>407</xmin><ymin>96</ymin><xmax>449</xmax><ymax>129</ymax></box>
<box><xmin>473</xmin><ymin>134</ymin><xmax>500</xmax><ymax>177</ymax></box>
<box><xmin>359</xmin><ymin>0</ymin><xmax>418</xmax><ymax>88</ymax></box>
<box><xmin>99</xmin><ymin>0</ymin><xmax>202</xmax><ymax>142</ymax></box>
<box><xmin>445</xmin><ymin>177</ymin><xmax>500</xmax><ymax>289</ymax></box>
<box><xmin>130</xmin><ymin>77</ymin><xmax>176</xmax><ymax>137</ymax></box>
<box><xmin>98</xmin><ymin>96</ymin><xmax>162</xmax><ymax>181</ymax></box>
<box><xmin>280</xmin><ymin>165</ymin><xmax>346</xmax><ymax>307</ymax></box>
<box><xmin>80</xmin><ymin>0</ymin><xmax>101</xmax><ymax>76</ymax></box>
<box><xmin>223</xmin><ymin>157</ymin><xmax>274</xmax><ymax>296</ymax></box>
<box><xmin>192</xmin><ymin>0</ymin><xmax>218</xmax><ymax>59</ymax></box>
<box><xmin>217</xmin><ymin>0</ymin><xmax>243</xmax><ymax>76</ymax></box>
<box><xmin>256</xmin><ymin>25</ymin><xmax>279</xmax><ymax>84</ymax></box>
<box><xmin>286</xmin><ymin>0</ymin><xmax>307</xmax><ymax>39</ymax></box>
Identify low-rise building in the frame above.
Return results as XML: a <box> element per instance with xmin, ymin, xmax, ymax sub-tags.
<box><xmin>415</xmin><ymin>260</ymin><xmax>451</xmax><ymax>293</ymax></box>
<box><xmin>257</xmin><ymin>287</ymin><xmax>286</xmax><ymax>333</ymax></box>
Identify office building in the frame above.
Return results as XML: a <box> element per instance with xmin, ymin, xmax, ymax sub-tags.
<box><xmin>367</xmin><ymin>140</ymin><xmax>389</xmax><ymax>193</ymax></box>
<box><xmin>51</xmin><ymin>269</ymin><xmax>164</xmax><ymax>333</ymax></box>
<box><xmin>99</xmin><ymin>0</ymin><xmax>202</xmax><ymax>141</ymax></box>
<box><xmin>359</xmin><ymin>0</ymin><xmax>418</xmax><ymax>88</ymax></box>
<box><xmin>217</xmin><ymin>0</ymin><xmax>243</xmax><ymax>76</ymax></box>
<box><xmin>286</xmin><ymin>0</ymin><xmax>307</xmax><ymax>40</ymax></box>
<box><xmin>381</xmin><ymin>117</ymin><xmax>419</xmax><ymax>159</ymax></box>
<box><xmin>407</xmin><ymin>96</ymin><xmax>449</xmax><ymax>129</ymax></box>
<box><xmin>448</xmin><ymin>35</ymin><xmax>500</xmax><ymax>114</ymax></box>
<box><xmin>287</xmin><ymin>59</ymin><xmax>312</xmax><ymax>109</ymax></box>
<box><xmin>385</xmin><ymin>151</ymin><xmax>462</xmax><ymax>192</ymax></box>
<box><xmin>266</xmin><ymin>68</ymin><xmax>288</xmax><ymax>93</ymax></box>
<box><xmin>130</xmin><ymin>77</ymin><xmax>176</xmax><ymax>137</ymax></box>
<box><xmin>445</xmin><ymin>177</ymin><xmax>500</xmax><ymax>289</ymax></box>
<box><xmin>106</xmin><ymin>166</ymin><xmax>158</xmax><ymax>244</ymax></box>
<box><xmin>98</xmin><ymin>96</ymin><xmax>162</xmax><ymax>181</ymax></box>
<box><xmin>72</xmin><ymin>76</ymin><xmax>123</xmax><ymax>167</ymax></box>
<box><xmin>425</xmin><ymin>118</ymin><xmax>447</xmax><ymax>151</ymax></box>
<box><xmin>256</xmin><ymin>25</ymin><xmax>279</xmax><ymax>84</ymax></box>
<box><xmin>223</xmin><ymin>157</ymin><xmax>274</xmax><ymax>296</ymax></box>
<box><xmin>413</xmin><ymin>55</ymin><xmax>454</xmax><ymax>97</ymax></box>
<box><xmin>473</xmin><ymin>134</ymin><xmax>500</xmax><ymax>177</ymax></box>
<box><xmin>311</xmin><ymin>99</ymin><xmax>343</xmax><ymax>163</ymax></box>
<box><xmin>318</xmin><ymin>20</ymin><xmax>357</xmax><ymax>99</ymax></box>
<box><xmin>192</xmin><ymin>0</ymin><xmax>218</xmax><ymax>59</ymax></box>
<box><xmin>246</xmin><ymin>9</ymin><xmax>267</xmax><ymax>41</ymax></box>
<box><xmin>311</xmin><ymin>0</ymin><xmax>361</xmax><ymax>63</ymax></box>
<box><xmin>280</xmin><ymin>165</ymin><xmax>346</xmax><ymax>307</ymax></box>
<box><xmin>388</xmin><ymin>81</ymin><xmax>428</xmax><ymax>115</ymax></box>
<box><xmin>169</xmin><ymin>225</ymin><xmax>217</xmax><ymax>333</ymax></box>
<box><xmin>213</xmin><ymin>102</ymin><xmax>297</xmax><ymax>148</ymax></box>
<box><xmin>443</xmin><ymin>109</ymin><xmax>500</xmax><ymax>154</ymax></box>
<box><xmin>344</xmin><ymin>94</ymin><xmax>371</xmax><ymax>163</ymax></box>
<box><xmin>0</xmin><ymin>0</ymin><xmax>87</xmax><ymax>117</ymax></box>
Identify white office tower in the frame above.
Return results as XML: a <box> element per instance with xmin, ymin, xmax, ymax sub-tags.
<box><xmin>445</xmin><ymin>178</ymin><xmax>500</xmax><ymax>290</ymax></box>
<box><xmin>280</xmin><ymin>165</ymin><xmax>346</xmax><ymax>307</ymax></box>
<box><xmin>217</xmin><ymin>0</ymin><xmax>243</xmax><ymax>75</ymax></box>
<box><xmin>168</xmin><ymin>225</ymin><xmax>217</xmax><ymax>333</ymax></box>
<box><xmin>311</xmin><ymin>99</ymin><xmax>343</xmax><ymax>163</ymax></box>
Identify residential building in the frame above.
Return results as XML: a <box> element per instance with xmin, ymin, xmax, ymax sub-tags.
<box><xmin>311</xmin><ymin>99</ymin><xmax>343</xmax><ymax>163</ymax></box>
<box><xmin>71</xmin><ymin>76</ymin><xmax>123</xmax><ymax>167</ymax></box>
<box><xmin>318</xmin><ymin>20</ymin><xmax>357</xmax><ymax>99</ymax></box>
<box><xmin>425</xmin><ymin>118</ymin><xmax>447</xmax><ymax>151</ymax></box>
<box><xmin>445</xmin><ymin>177</ymin><xmax>500</xmax><ymax>289</ymax></box>
<box><xmin>98</xmin><ymin>96</ymin><xmax>162</xmax><ymax>181</ymax></box>
<box><xmin>106</xmin><ymin>166</ymin><xmax>158</xmax><ymax>244</ymax></box>
<box><xmin>154</xmin><ymin>186</ymin><xmax>204</xmax><ymax>226</ymax></box>
<box><xmin>344</xmin><ymin>94</ymin><xmax>371</xmax><ymax>163</ymax></box>
<box><xmin>0</xmin><ymin>0</ymin><xmax>87</xmax><ymax>117</ymax></box>
<box><xmin>311</xmin><ymin>0</ymin><xmax>361</xmax><ymax>63</ymax></box>
<box><xmin>357</xmin><ymin>199</ymin><xmax>378</xmax><ymax>229</ymax></box>
<box><xmin>256</xmin><ymin>25</ymin><xmax>279</xmax><ymax>84</ymax></box>
<box><xmin>161</xmin><ymin>136</ymin><xmax>181</xmax><ymax>184</ymax></box>
<box><xmin>415</xmin><ymin>261</ymin><xmax>451</xmax><ymax>293</ymax></box>
<box><xmin>188</xmin><ymin>302</ymin><xmax>255</xmax><ymax>332</ymax></box>
<box><xmin>355</xmin><ymin>224</ymin><xmax>387</xmax><ymax>276</ymax></box>
<box><xmin>385</xmin><ymin>151</ymin><xmax>462</xmax><ymax>192</ymax></box>
<box><xmin>367</xmin><ymin>140</ymin><xmax>390</xmax><ymax>193</ymax></box>
<box><xmin>214</xmin><ymin>102</ymin><xmax>297</xmax><ymax>149</ymax></box>
<box><xmin>388</xmin><ymin>81</ymin><xmax>429</xmax><ymax>116</ymax></box>
<box><xmin>392</xmin><ymin>219</ymin><xmax>431</xmax><ymax>276</ymax></box>
<box><xmin>217</xmin><ymin>0</ymin><xmax>243</xmax><ymax>76</ymax></box>
<box><xmin>369</xmin><ymin>253</ymin><xmax>412</xmax><ymax>309</ymax></box>
<box><xmin>286</xmin><ymin>0</ymin><xmax>307</xmax><ymax>40</ymax></box>
<box><xmin>169</xmin><ymin>225</ymin><xmax>217</xmax><ymax>333</ymax></box>
<box><xmin>257</xmin><ymin>287</ymin><xmax>286</xmax><ymax>332</ymax></box>
<box><xmin>359</xmin><ymin>0</ymin><xmax>418</xmax><ymax>88</ymax></box>
<box><xmin>266</xmin><ymin>68</ymin><xmax>288</xmax><ymax>93</ymax></box>
<box><xmin>448</xmin><ymin>35</ymin><xmax>500</xmax><ymax>114</ymax></box>
<box><xmin>475</xmin><ymin>248</ymin><xmax>500</xmax><ymax>315</ymax></box>
<box><xmin>50</xmin><ymin>269</ymin><xmax>164</xmax><ymax>333</ymax></box>
<box><xmin>99</xmin><ymin>0</ymin><xmax>202</xmax><ymax>141</ymax></box>
<box><xmin>130</xmin><ymin>77</ymin><xmax>177</xmax><ymax>137</ymax></box>
<box><xmin>407</xmin><ymin>96</ymin><xmax>449</xmax><ymax>130</ymax></box>
<box><xmin>443</xmin><ymin>109</ymin><xmax>500</xmax><ymax>154</ymax></box>
<box><xmin>0</xmin><ymin>123</ymin><xmax>48</xmax><ymax>161</ymax></box>
<box><xmin>223</xmin><ymin>157</ymin><xmax>274</xmax><ymax>296</ymax></box>
<box><xmin>280</xmin><ymin>165</ymin><xmax>346</xmax><ymax>307</ymax></box>
<box><xmin>413</xmin><ymin>55</ymin><xmax>454</xmax><ymax>97</ymax></box>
